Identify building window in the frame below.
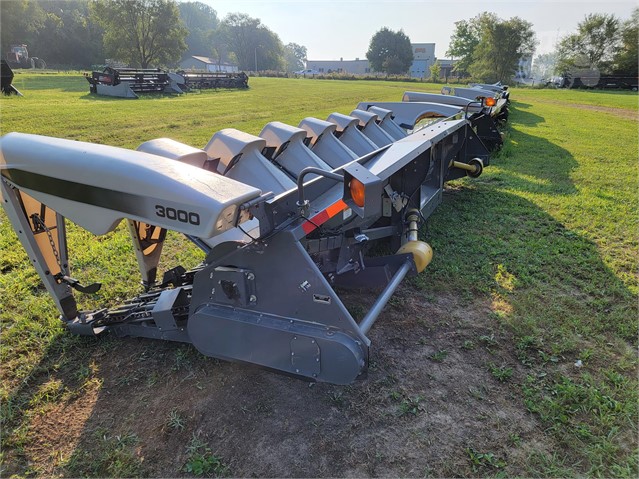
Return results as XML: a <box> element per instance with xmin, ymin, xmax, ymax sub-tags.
<box><xmin>365</xmin><ymin>68</ymin><xmax>370</xmax><ymax>73</ymax></box>
<box><xmin>319</xmin><ymin>68</ymin><xmax>324</xmax><ymax>72</ymax></box>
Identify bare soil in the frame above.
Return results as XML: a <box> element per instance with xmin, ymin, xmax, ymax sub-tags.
<box><xmin>9</xmin><ymin>287</ymin><xmax>556</xmax><ymax>478</ymax></box>
<box><xmin>566</xmin><ymin>103</ymin><xmax>637</xmax><ymax>121</ymax></box>
<box><xmin>531</xmin><ymin>98</ymin><xmax>637</xmax><ymax>121</ymax></box>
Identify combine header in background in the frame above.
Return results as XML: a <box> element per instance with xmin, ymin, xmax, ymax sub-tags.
<box><xmin>85</xmin><ymin>67</ymin><xmax>249</xmax><ymax>98</ymax></box>
<box><xmin>85</xmin><ymin>67</ymin><xmax>183</xmax><ymax>98</ymax></box>
<box><xmin>173</xmin><ymin>71</ymin><xmax>249</xmax><ymax>90</ymax></box>
<box><xmin>0</xmin><ymin>85</ymin><xmax>509</xmax><ymax>384</ymax></box>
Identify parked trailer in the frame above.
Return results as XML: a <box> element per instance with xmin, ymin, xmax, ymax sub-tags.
<box><xmin>0</xmin><ymin>92</ymin><xmax>511</xmax><ymax>384</ymax></box>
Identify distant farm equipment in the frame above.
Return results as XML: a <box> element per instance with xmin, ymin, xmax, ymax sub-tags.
<box><xmin>85</xmin><ymin>67</ymin><xmax>180</xmax><ymax>98</ymax></box>
<box><xmin>174</xmin><ymin>71</ymin><xmax>249</xmax><ymax>90</ymax></box>
<box><xmin>85</xmin><ymin>67</ymin><xmax>249</xmax><ymax>98</ymax></box>
<box><xmin>555</xmin><ymin>71</ymin><xmax>638</xmax><ymax>90</ymax></box>
<box><xmin>5</xmin><ymin>44</ymin><xmax>46</xmax><ymax>69</ymax></box>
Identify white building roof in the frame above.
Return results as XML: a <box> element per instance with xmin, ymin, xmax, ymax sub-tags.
<box><xmin>190</xmin><ymin>55</ymin><xmax>236</xmax><ymax>67</ymax></box>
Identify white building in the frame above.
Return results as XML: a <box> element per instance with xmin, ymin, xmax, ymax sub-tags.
<box><xmin>515</xmin><ymin>56</ymin><xmax>533</xmax><ymax>81</ymax></box>
<box><xmin>179</xmin><ymin>56</ymin><xmax>239</xmax><ymax>73</ymax></box>
<box><xmin>409</xmin><ymin>43</ymin><xmax>436</xmax><ymax>78</ymax></box>
<box><xmin>307</xmin><ymin>43</ymin><xmax>437</xmax><ymax>77</ymax></box>
<box><xmin>305</xmin><ymin>58</ymin><xmax>371</xmax><ymax>75</ymax></box>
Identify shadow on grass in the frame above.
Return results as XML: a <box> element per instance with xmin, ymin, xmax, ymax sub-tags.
<box><xmin>78</xmin><ymin>92</ymin><xmax>186</xmax><ymax>102</ymax></box>
<box><xmin>78</xmin><ymin>93</ymin><xmax>134</xmax><ymax>102</ymax></box>
<box><xmin>421</xmin><ymin>185</ymin><xmax>635</xmax><ymax>341</ymax></box>
<box><xmin>484</xmin><ymin>102</ymin><xmax>579</xmax><ymax>196</ymax></box>
<box><xmin>511</xmin><ymin>101</ymin><xmax>533</xmax><ymax>109</ymax></box>
<box><xmin>0</xmin><ymin>331</ymin><xmax>115</xmax><ymax>476</ymax></box>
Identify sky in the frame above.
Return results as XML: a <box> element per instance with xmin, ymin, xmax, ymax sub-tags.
<box><xmin>199</xmin><ymin>0</ymin><xmax>637</xmax><ymax>60</ymax></box>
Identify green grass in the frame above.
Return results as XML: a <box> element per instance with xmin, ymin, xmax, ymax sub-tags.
<box><xmin>1</xmin><ymin>73</ymin><xmax>637</xmax><ymax>477</ymax></box>
<box><xmin>184</xmin><ymin>435</ymin><xmax>228</xmax><ymax>477</ymax></box>
<box><xmin>62</xmin><ymin>430</ymin><xmax>143</xmax><ymax>478</ymax></box>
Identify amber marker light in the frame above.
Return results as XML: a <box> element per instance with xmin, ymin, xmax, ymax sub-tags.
<box><xmin>349</xmin><ymin>178</ymin><xmax>366</xmax><ymax>207</ymax></box>
<box><xmin>484</xmin><ymin>97</ymin><xmax>496</xmax><ymax>107</ymax></box>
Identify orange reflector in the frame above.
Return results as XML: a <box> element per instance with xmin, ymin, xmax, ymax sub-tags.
<box><xmin>302</xmin><ymin>200</ymin><xmax>347</xmax><ymax>235</ymax></box>
<box><xmin>484</xmin><ymin>97</ymin><xmax>496</xmax><ymax>107</ymax></box>
<box><xmin>349</xmin><ymin>178</ymin><xmax>366</xmax><ymax>207</ymax></box>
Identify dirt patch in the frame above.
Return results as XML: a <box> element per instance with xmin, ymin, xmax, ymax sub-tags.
<box><xmin>566</xmin><ymin>103</ymin><xmax>637</xmax><ymax>121</ymax></box>
<box><xmin>27</xmin><ymin>387</ymin><xmax>100</xmax><ymax>474</ymax></box>
<box><xmin>527</xmin><ymin>98</ymin><xmax>637</xmax><ymax>121</ymax></box>
<box><xmin>8</xmin><ymin>289</ymin><xmax>555</xmax><ymax>477</ymax></box>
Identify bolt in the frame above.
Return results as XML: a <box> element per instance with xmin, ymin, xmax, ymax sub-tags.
<box><xmin>249</xmin><ymin>295</ymin><xmax>257</xmax><ymax>302</ymax></box>
<box><xmin>247</xmin><ymin>272</ymin><xmax>255</xmax><ymax>280</ymax></box>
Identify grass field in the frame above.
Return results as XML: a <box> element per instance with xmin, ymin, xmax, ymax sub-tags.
<box><xmin>1</xmin><ymin>72</ymin><xmax>637</xmax><ymax>477</ymax></box>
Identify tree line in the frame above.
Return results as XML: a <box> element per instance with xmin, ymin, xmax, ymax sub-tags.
<box><xmin>364</xmin><ymin>14</ymin><xmax>538</xmax><ymax>83</ymax></box>
<box><xmin>3</xmin><ymin>2</ymin><xmax>635</xmax><ymax>82</ymax></box>
<box><xmin>534</xmin><ymin>9</ymin><xmax>638</xmax><ymax>81</ymax></box>
<box><xmin>446</xmin><ymin>13</ymin><xmax>536</xmax><ymax>83</ymax></box>
<box><xmin>0</xmin><ymin>0</ymin><xmax>307</xmax><ymax>72</ymax></box>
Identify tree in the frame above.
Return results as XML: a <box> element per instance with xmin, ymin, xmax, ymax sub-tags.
<box><xmin>178</xmin><ymin>1</ymin><xmax>218</xmax><ymax>57</ymax></box>
<box><xmin>33</xmin><ymin>1</ymin><xmax>104</xmax><ymax>68</ymax></box>
<box><xmin>557</xmin><ymin>13</ymin><xmax>620</xmax><ymax>74</ymax></box>
<box><xmin>90</xmin><ymin>0</ymin><xmax>187</xmax><ymax>68</ymax></box>
<box><xmin>446</xmin><ymin>13</ymin><xmax>496</xmax><ymax>76</ymax></box>
<box><xmin>470</xmin><ymin>16</ymin><xmax>536</xmax><ymax>82</ymax></box>
<box><xmin>283</xmin><ymin>43</ymin><xmax>307</xmax><ymax>72</ymax></box>
<box><xmin>1</xmin><ymin>0</ymin><xmax>46</xmax><ymax>54</ymax></box>
<box><xmin>366</xmin><ymin>28</ymin><xmax>413</xmax><ymax>74</ymax></box>
<box><xmin>429</xmin><ymin>60</ymin><xmax>441</xmax><ymax>82</ymax></box>
<box><xmin>613</xmin><ymin>8</ymin><xmax>638</xmax><ymax>75</ymax></box>
<box><xmin>1</xmin><ymin>0</ymin><xmax>104</xmax><ymax>68</ymax></box>
<box><xmin>217</xmin><ymin>13</ymin><xmax>284</xmax><ymax>71</ymax></box>
<box><xmin>209</xmin><ymin>28</ymin><xmax>234</xmax><ymax>69</ymax></box>
<box><xmin>531</xmin><ymin>52</ymin><xmax>558</xmax><ymax>80</ymax></box>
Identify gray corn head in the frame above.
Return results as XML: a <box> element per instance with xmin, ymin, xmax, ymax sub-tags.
<box><xmin>0</xmin><ymin>91</ymin><xmax>509</xmax><ymax>384</ymax></box>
